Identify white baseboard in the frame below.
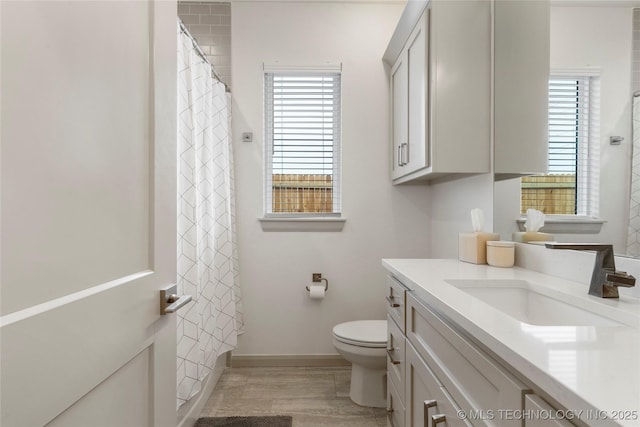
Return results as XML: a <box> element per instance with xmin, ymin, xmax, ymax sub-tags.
<box><xmin>177</xmin><ymin>352</ymin><xmax>230</xmax><ymax>427</ymax></box>
<box><xmin>231</xmin><ymin>354</ymin><xmax>349</xmax><ymax>368</ymax></box>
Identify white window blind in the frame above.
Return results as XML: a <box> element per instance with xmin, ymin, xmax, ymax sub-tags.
<box><xmin>521</xmin><ymin>75</ymin><xmax>599</xmax><ymax>216</ymax></box>
<box><xmin>548</xmin><ymin>78</ymin><xmax>590</xmax><ymax>175</ymax></box>
<box><xmin>264</xmin><ymin>72</ymin><xmax>341</xmax><ymax>215</ymax></box>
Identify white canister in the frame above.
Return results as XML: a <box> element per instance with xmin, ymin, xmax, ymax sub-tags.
<box><xmin>486</xmin><ymin>241</ymin><xmax>515</xmax><ymax>267</ymax></box>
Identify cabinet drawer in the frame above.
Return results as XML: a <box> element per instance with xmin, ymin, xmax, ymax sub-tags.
<box><xmin>406</xmin><ymin>292</ymin><xmax>527</xmax><ymax>427</ymax></box>
<box><xmin>387</xmin><ymin>275</ymin><xmax>407</xmax><ymax>332</ymax></box>
<box><xmin>388</xmin><ymin>377</ymin><xmax>405</xmax><ymax>427</ymax></box>
<box><xmin>524</xmin><ymin>395</ymin><xmax>575</xmax><ymax>427</ymax></box>
<box><xmin>387</xmin><ymin>315</ymin><xmax>405</xmax><ymax>403</ymax></box>
<box><xmin>406</xmin><ymin>341</ymin><xmax>470</xmax><ymax>427</ymax></box>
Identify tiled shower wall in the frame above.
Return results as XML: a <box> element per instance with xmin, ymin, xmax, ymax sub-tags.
<box><xmin>178</xmin><ymin>1</ymin><xmax>231</xmax><ymax>89</ymax></box>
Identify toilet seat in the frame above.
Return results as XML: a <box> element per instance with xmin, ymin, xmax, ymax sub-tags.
<box><xmin>333</xmin><ymin>320</ymin><xmax>387</xmax><ymax>348</ymax></box>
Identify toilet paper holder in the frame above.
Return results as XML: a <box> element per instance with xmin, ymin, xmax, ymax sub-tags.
<box><xmin>306</xmin><ymin>273</ymin><xmax>329</xmax><ymax>292</ymax></box>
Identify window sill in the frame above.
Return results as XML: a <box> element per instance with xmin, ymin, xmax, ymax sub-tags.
<box><xmin>516</xmin><ymin>216</ymin><xmax>605</xmax><ymax>234</ymax></box>
<box><xmin>259</xmin><ymin>217</ymin><xmax>346</xmax><ymax>232</ymax></box>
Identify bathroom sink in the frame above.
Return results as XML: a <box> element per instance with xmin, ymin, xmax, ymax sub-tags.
<box><xmin>446</xmin><ymin>279</ymin><xmax>624</xmax><ymax>327</ymax></box>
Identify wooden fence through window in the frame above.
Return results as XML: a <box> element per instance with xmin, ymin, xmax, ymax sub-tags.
<box><xmin>521</xmin><ymin>174</ymin><xmax>576</xmax><ymax>215</ymax></box>
<box><xmin>272</xmin><ymin>174</ymin><xmax>333</xmax><ymax>213</ymax></box>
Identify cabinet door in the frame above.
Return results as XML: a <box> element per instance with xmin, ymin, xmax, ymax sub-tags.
<box><xmin>405</xmin><ymin>9</ymin><xmax>429</xmax><ymax>174</ymax></box>
<box><xmin>387</xmin><ymin>275</ymin><xmax>407</xmax><ymax>331</ymax></box>
<box><xmin>387</xmin><ymin>315</ymin><xmax>406</xmax><ymax>403</ymax></box>
<box><xmin>388</xmin><ymin>379</ymin><xmax>406</xmax><ymax>427</ymax></box>
<box><xmin>391</xmin><ymin>51</ymin><xmax>408</xmax><ymax>180</ymax></box>
<box><xmin>406</xmin><ymin>342</ymin><xmax>470</xmax><ymax>427</ymax></box>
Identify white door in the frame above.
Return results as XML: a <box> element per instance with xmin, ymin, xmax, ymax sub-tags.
<box><xmin>1</xmin><ymin>1</ymin><xmax>179</xmax><ymax>426</ymax></box>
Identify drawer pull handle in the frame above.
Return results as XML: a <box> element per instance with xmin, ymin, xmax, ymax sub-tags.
<box><xmin>431</xmin><ymin>414</ymin><xmax>446</xmax><ymax>427</ymax></box>
<box><xmin>423</xmin><ymin>400</ymin><xmax>437</xmax><ymax>426</ymax></box>
<box><xmin>386</xmin><ymin>348</ymin><xmax>401</xmax><ymax>365</ymax></box>
<box><xmin>424</xmin><ymin>400</ymin><xmax>437</xmax><ymax>408</ymax></box>
<box><xmin>386</xmin><ymin>296</ymin><xmax>400</xmax><ymax>308</ymax></box>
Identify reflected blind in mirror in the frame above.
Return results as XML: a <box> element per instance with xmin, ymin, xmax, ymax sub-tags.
<box><xmin>521</xmin><ymin>76</ymin><xmax>599</xmax><ymax>216</ymax></box>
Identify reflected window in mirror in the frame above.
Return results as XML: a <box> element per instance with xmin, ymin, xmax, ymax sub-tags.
<box><xmin>521</xmin><ymin>74</ymin><xmax>601</xmax><ymax>218</ymax></box>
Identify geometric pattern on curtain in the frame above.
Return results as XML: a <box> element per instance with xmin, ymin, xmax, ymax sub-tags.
<box><xmin>176</xmin><ymin>22</ymin><xmax>244</xmax><ymax>408</ymax></box>
<box><xmin>628</xmin><ymin>94</ymin><xmax>640</xmax><ymax>257</ymax></box>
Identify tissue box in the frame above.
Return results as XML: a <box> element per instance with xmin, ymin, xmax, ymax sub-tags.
<box><xmin>459</xmin><ymin>232</ymin><xmax>500</xmax><ymax>264</ymax></box>
<box><xmin>512</xmin><ymin>231</ymin><xmax>554</xmax><ymax>243</ymax></box>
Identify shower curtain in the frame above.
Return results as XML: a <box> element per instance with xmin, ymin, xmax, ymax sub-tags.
<box><xmin>176</xmin><ymin>23</ymin><xmax>244</xmax><ymax>408</ymax></box>
<box><xmin>628</xmin><ymin>94</ymin><xmax>640</xmax><ymax>257</ymax></box>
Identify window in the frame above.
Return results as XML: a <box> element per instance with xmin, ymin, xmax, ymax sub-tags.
<box><xmin>521</xmin><ymin>75</ymin><xmax>599</xmax><ymax>217</ymax></box>
<box><xmin>264</xmin><ymin>71</ymin><xmax>341</xmax><ymax>216</ymax></box>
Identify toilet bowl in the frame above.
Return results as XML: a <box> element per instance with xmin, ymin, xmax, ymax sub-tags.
<box><xmin>332</xmin><ymin>320</ymin><xmax>387</xmax><ymax>408</ymax></box>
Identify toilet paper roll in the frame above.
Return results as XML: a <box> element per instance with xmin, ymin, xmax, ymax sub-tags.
<box><xmin>308</xmin><ymin>284</ymin><xmax>325</xmax><ymax>300</ymax></box>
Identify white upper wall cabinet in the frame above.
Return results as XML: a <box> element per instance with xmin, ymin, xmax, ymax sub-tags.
<box><xmin>384</xmin><ymin>0</ymin><xmax>549</xmax><ymax>184</ymax></box>
<box><xmin>386</xmin><ymin>0</ymin><xmax>492</xmax><ymax>184</ymax></box>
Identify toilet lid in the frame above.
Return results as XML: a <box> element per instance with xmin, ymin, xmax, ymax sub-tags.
<box><xmin>333</xmin><ymin>320</ymin><xmax>387</xmax><ymax>348</ymax></box>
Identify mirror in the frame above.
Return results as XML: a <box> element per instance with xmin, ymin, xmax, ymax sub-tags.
<box><xmin>493</xmin><ymin>3</ymin><xmax>636</xmax><ymax>257</ymax></box>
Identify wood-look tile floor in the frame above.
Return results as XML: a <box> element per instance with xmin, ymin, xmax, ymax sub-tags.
<box><xmin>200</xmin><ymin>366</ymin><xmax>388</xmax><ymax>426</ymax></box>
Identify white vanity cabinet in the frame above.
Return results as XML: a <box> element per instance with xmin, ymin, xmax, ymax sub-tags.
<box><xmin>385</xmin><ymin>272</ymin><xmax>581</xmax><ymax>427</ymax></box>
<box><xmin>386</xmin><ymin>0</ymin><xmax>491</xmax><ymax>184</ymax></box>
<box><xmin>381</xmin><ymin>259</ymin><xmax>638</xmax><ymax>427</ymax></box>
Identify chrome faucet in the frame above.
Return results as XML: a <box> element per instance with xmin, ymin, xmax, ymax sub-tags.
<box><xmin>544</xmin><ymin>243</ymin><xmax>636</xmax><ymax>298</ymax></box>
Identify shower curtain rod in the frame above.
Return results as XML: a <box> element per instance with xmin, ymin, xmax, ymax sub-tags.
<box><xmin>179</xmin><ymin>19</ymin><xmax>230</xmax><ymax>93</ymax></box>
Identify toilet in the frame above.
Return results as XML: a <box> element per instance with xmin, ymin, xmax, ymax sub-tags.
<box><xmin>332</xmin><ymin>320</ymin><xmax>387</xmax><ymax>408</ymax></box>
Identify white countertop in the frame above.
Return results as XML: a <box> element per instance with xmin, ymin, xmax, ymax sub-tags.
<box><xmin>382</xmin><ymin>259</ymin><xmax>640</xmax><ymax>427</ymax></box>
